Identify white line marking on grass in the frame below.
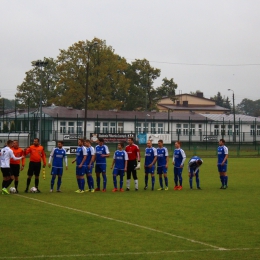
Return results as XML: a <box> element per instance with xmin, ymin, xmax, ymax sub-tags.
<box><xmin>0</xmin><ymin>248</ymin><xmax>259</xmax><ymax>259</ymax></box>
<box><xmin>17</xmin><ymin>195</ymin><xmax>224</xmax><ymax>250</ymax></box>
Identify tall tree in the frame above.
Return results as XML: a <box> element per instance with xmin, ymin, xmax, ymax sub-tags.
<box><xmin>210</xmin><ymin>92</ymin><xmax>231</xmax><ymax>109</ymax></box>
<box><xmin>155</xmin><ymin>77</ymin><xmax>178</xmax><ymax>102</ymax></box>
<box><xmin>236</xmin><ymin>98</ymin><xmax>260</xmax><ymax>116</ymax></box>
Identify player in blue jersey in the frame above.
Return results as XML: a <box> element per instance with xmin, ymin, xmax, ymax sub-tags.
<box><xmin>156</xmin><ymin>139</ymin><xmax>169</xmax><ymax>191</ymax></box>
<box><xmin>111</xmin><ymin>142</ymin><xmax>128</xmax><ymax>192</ymax></box>
<box><xmin>94</xmin><ymin>137</ymin><xmax>110</xmax><ymax>192</ymax></box>
<box><xmin>144</xmin><ymin>140</ymin><xmax>157</xmax><ymax>191</ymax></box>
<box><xmin>188</xmin><ymin>156</ymin><xmax>203</xmax><ymax>190</ymax></box>
<box><xmin>172</xmin><ymin>141</ymin><xmax>186</xmax><ymax>190</ymax></box>
<box><xmin>217</xmin><ymin>139</ymin><xmax>228</xmax><ymax>189</ymax></box>
<box><xmin>72</xmin><ymin>139</ymin><xmax>87</xmax><ymax>193</ymax></box>
<box><xmin>84</xmin><ymin>139</ymin><xmax>95</xmax><ymax>193</ymax></box>
<box><xmin>48</xmin><ymin>141</ymin><xmax>68</xmax><ymax>192</ymax></box>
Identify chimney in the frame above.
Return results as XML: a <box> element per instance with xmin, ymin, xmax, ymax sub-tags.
<box><xmin>196</xmin><ymin>92</ymin><xmax>204</xmax><ymax>98</ymax></box>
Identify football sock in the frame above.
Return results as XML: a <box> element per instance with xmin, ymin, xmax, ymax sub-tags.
<box><xmin>126</xmin><ymin>179</ymin><xmax>130</xmax><ymax>188</ymax></box>
<box><xmin>35</xmin><ymin>178</ymin><xmax>39</xmax><ymax>188</ymax></box>
<box><xmin>120</xmin><ymin>175</ymin><xmax>123</xmax><ymax>189</ymax></box>
<box><xmin>220</xmin><ymin>176</ymin><xmax>225</xmax><ymax>186</ymax></box>
<box><xmin>164</xmin><ymin>176</ymin><xmax>168</xmax><ymax>187</ymax></box>
<box><xmin>151</xmin><ymin>176</ymin><xmax>155</xmax><ymax>189</ymax></box>
<box><xmin>196</xmin><ymin>176</ymin><xmax>200</xmax><ymax>188</ymax></box>
<box><xmin>89</xmin><ymin>176</ymin><xmax>94</xmax><ymax>189</ymax></box>
<box><xmin>219</xmin><ymin>176</ymin><xmax>222</xmax><ymax>184</ymax></box>
<box><xmin>97</xmin><ymin>176</ymin><xmax>101</xmax><ymax>189</ymax></box>
<box><xmin>189</xmin><ymin>177</ymin><xmax>193</xmax><ymax>188</ymax></box>
<box><xmin>51</xmin><ymin>176</ymin><xmax>56</xmax><ymax>189</ymax></box>
<box><xmin>81</xmin><ymin>178</ymin><xmax>85</xmax><ymax>190</ymax></box>
<box><xmin>179</xmin><ymin>174</ymin><xmax>183</xmax><ymax>186</ymax></box>
<box><xmin>145</xmin><ymin>175</ymin><xmax>148</xmax><ymax>186</ymax></box>
<box><xmin>159</xmin><ymin>177</ymin><xmax>163</xmax><ymax>188</ymax></box>
<box><xmin>26</xmin><ymin>178</ymin><xmax>31</xmax><ymax>189</ymax></box>
<box><xmin>7</xmin><ymin>179</ymin><xmax>13</xmax><ymax>188</ymax></box>
<box><xmin>57</xmin><ymin>177</ymin><xmax>62</xmax><ymax>190</ymax></box>
<box><xmin>225</xmin><ymin>176</ymin><xmax>228</xmax><ymax>186</ymax></box>
<box><xmin>174</xmin><ymin>173</ymin><xmax>178</xmax><ymax>186</ymax></box>
<box><xmin>15</xmin><ymin>180</ymin><xmax>18</xmax><ymax>190</ymax></box>
<box><xmin>134</xmin><ymin>179</ymin><xmax>138</xmax><ymax>189</ymax></box>
<box><xmin>103</xmin><ymin>174</ymin><xmax>107</xmax><ymax>189</ymax></box>
<box><xmin>224</xmin><ymin>176</ymin><xmax>228</xmax><ymax>186</ymax></box>
<box><xmin>113</xmin><ymin>175</ymin><xmax>117</xmax><ymax>188</ymax></box>
<box><xmin>77</xmin><ymin>179</ymin><xmax>80</xmax><ymax>189</ymax></box>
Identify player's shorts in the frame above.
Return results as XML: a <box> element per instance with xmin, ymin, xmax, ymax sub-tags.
<box><xmin>174</xmin><ymin>167</ymin><xmax>183</xmax><ymax>175</ymax></box>
<box><xmin>85</xmin><ymin>165</ymin><xmax>93</xmax><ymax>174</ymax></box>
<box><xmin>76</xmin><ymin>166</ymin><xmax>85</xmax><ymax>176</ymax></box>
<box><xmin>145</xmin><ymin>165</ymin><xmax>155</xmax><ymax>174</ymax></box>
<box><xmin>189</xmin><ymin>168</ymin><xmax>199</xmax><ymax>176</ymax></box>
<box><xmin>95</xmin><ymin>164</ymin><xmax>106</xmax><ymax>174</ymax></box>
<box><xmin>27</xmin><ymin>162</ymin><xmax>41</xmax><ymax>176</ymax></box>
<box><xmin>1</xmin><ymin>168</ymin><xmax>12</xmax><ymax>177</ymax></box>
<box><xmin>113</xmin><ymin>168</ymin><xmax>125</xmax><ymax>176</ymax></box>
<box><xmin>218</xmin><ymin>165</ymin><xmax>227</xmax><ymax>173</ymax></box>
<box><xmin>157</xmin><ymin>166</ymin><xmax>167</xmax><ymax>174</ymax></box>
<box><xmin>10</xmin><ymin>164</ymin><xmax>20</xmax><ymax>177</ymax></box>
<box><xmin>51</xmin><ymin>167</ymin><xmax>63</xmax><ymax>176</ymax></box>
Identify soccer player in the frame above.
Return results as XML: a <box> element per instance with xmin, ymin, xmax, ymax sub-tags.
<box><xmin>1</xmin><ymin>140</ymin><xmax>24</xmax><ymax>195</ymax></box>
<box><xmin>24</xmin><ymin>138</ymin><xmax>46</xmax><ymax>193</ymax></box>
<box><xmin>144</xmin><ymin>140</ymin><xmax>157</xmax><ymax>191</ymax></box>
<box><xmin>111</xmin><ymin>142</ymin><xmax>128</xmax><ymax>192</ymax></box>
<box><xmin>125</xmin><ymin>137</ymin><xmax>141</xmax><ymax>191</ymax></box>
<box><xmin>48</xmin><ymin>141</ymin><xmax>68</xmax><ymax>192</ymax></box>
<box><xmin>94</xmin><ymin>137</ymin><xmax>110</xmax><ymax>192</ymax></box>
<box><xmin>84</xmin><ymin>139</ymin><xmax>95</xmax><ymax>192</ymax></box>
<box><xmin>10</xmin><ymin>140</ymin><xmax>25</xmax><ymax>193</ymax></box>
<box><xmin>217</xmin><ymin>139</ymin><xmax>228</xmax><ymax>189</ymax></box>
<box><xmin>72</xmin><ymin>139</ymin><xmax>87</xmax><ymax>193</ymax></box>
<box><xmin>188</xmin><ymin>156</ymin><xmax>203</xmax><ymax>189</ymax></box>
<box><xmin>172</xmin><ymin>141</ymin><xmax>186</xmax><ymax>190</ymax></box>
<box><xmin>156</xmin><ymin>139</ymin><xmax>169</xmax><ymax>191</ymax></box>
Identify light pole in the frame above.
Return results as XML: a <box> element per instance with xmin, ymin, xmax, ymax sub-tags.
<box><xmin>84</xmin><ymin>41</ymin><xmax>98</xmax><ymax>139</ymax></box>
<box><xmin>32</xmin><ymin>60</ymin><xmax>48</xmax><ymax>142</ymax></box>
<box><xmin>228</xmin><ymin>89</ymin><xmax>236</xmax><ymax>142</ymax></box>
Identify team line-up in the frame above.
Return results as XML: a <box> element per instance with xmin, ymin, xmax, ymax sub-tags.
<box><xmin>1</xmin><ymin>137</ymin><xmax>229</xmax><ymax>194</ymax></box>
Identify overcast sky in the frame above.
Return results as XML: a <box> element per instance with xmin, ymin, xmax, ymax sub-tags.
<box><xmin>1</xmin><ymin>0</ymin><xmax>260</xmax><ymax>104</ymax></box>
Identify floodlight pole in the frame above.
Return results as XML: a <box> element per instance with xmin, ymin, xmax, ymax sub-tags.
<box><xmin>228</xmin><ymin>89</ymin><xmax>236</xmax><ymax>142</ymax></box>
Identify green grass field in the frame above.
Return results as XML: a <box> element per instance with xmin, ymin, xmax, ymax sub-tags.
<box><xmin>1</xmin><ymin>156</ymin><xmax>260</xmax><ymax>260</ymax></box>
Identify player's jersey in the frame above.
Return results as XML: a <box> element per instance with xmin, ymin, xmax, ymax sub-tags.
<box><xmin>157</xmin><ymin>147</ymin><xmax>168</xmax><ymax>167</ymax></box>
<box><xmin>25</xmin><ymin>145</ymin><xmax>46</xmax><ymax>164</ymax></box>
<box><xmin>145</xmin><ymin>147</ymin><xmax>157</xmax><ymax>166</ymax></box>
<box><xmin>49</xmin><ymin>147</ymin><xmax>67</xmax><ymax>168</ymax></box>
<box><xmin>10</xmin><ymin>147</ymin><xmax>25</xmax><ymax>166</ymax></box>
<box><xmin>113</xmin><ymin>150</ymin><xmax>128</xmax><ymax>170</ymax></box>
<box><xmin>173</xmin><ymin>148</ymin><xmax>186</xmax><ymax>167</ymax></box>
<box><xmin>218</xmin><ymin>145</ymin><xmax>228</xmax><ymax>165</ymax></box>
<box><xmin>95</xmin><ymin>145</ymin><xmax>109</xmax><ymax>165</ymax></box>
<box><xmin>76</xmin><ymin>146</ymin><xmax>87</xmax><ymax>166</ymax></box>
<box><xmin>85</xmin><ymin>146</ymin><xmax>95</xmax><ymax>166</ymax></box>
<box><xmin>125</xmin><ymin>144</ymin><xmax>140</xmax><ymax>161</ymax></box>
<box><xmin>188</xmin><ymin>156</ymin><xmax>203</xmax><ymax>173</ymax></box>
<box><xmin>0</xmin><ymin>146</ymin><xmax>23</xmax><ymax>168</ymax></box>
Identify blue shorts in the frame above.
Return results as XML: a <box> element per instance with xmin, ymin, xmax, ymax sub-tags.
<box><xmin>190</xmin><ymin>168</ymin><xmax>199</xmax><ymax>176</ymax></box>
<box><xmin>174</xmin><ymin>167</ymin><xmax>183</xmax><ymax>175</ymax></box>
<box><xmin>85</xmin><ymin>165</ymin><xmax>93</xmax><ymax>174</ymax></box>
<box><xmin>76</xmin><ymin>166</ymin><xmax>85</xmax><ymax>176</ymax></box>
<box><xmin>145</xmin><ymin>165</ymin><xmax>155</xmax><ymax>174</ymax></box>
<box><xmin>157</xmin><ymin>166</ymin><xmax>167</xmax><ymax>174</ymax></box>
<box><xmin>218</xmin><ymin>165</ymin><xmax>227</xmax><ymax>173</ymax></box>
<box><xmin>51</xmin><ymin>167</ymin><xmax>63</xmax><ymax>176</ymax></box>
<box><xmin>95</xmin><ymin>164</ymin><xmax>106</xmax><ymax>174</ymax></box>
<box><xmin>113</xmin><ymin>169</ymin><xmax>125</xmax><ymax>176</ymax></box>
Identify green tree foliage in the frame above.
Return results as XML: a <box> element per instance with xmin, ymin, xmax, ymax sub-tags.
<box><xmin>3</xmin><ymin>123</ymin><xmax>9</xmax><ymax>133</ymax></box>
<box><xmin>190</xmin><ymin>90</ymin><xmax>202</xmax><ymax>95</ymax></box>
<box><xmin>0</xmin><ymin>99</ymin><xmax>15</xmax><ymax>110</ymax></box>
<box><xmin>236</xmin><ymin>98</ymin><xmax>260</xmax><ymax>116</ymax></box>
<box><xmin>156</xmin><ymin>77</ymin><xmax>178</xmax><ymax>102</ymax></box>
<box><xmin>54</xmin><ymin>38</ymin><xmax>130</xmax><ymax>110</ymax></box>
<box><xmin>210</xmin><ymin>92</ymin><xmax>231</xmax><ymax>109</ymax></box>
<box><xmin>16</xmin><ymin>58</ymin><xmax>58</xmax><ymax>108</ymax></box>
<box><xmin>125</xmin><ymin>59</ymin><xmax>160</xmax><ymax>111</ymax></box>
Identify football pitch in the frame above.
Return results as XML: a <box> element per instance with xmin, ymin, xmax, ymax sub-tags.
<box><xmin>1</xmin><ymin>157</ymin><xmax>260</xmax><ymax>260</ymax></box>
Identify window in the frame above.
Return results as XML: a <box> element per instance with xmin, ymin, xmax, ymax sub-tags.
<box><xmin>95</xmin><ymin>122</ymin><xmax>100</xmax><ymax>133</ymax></box>
<box><xmin>151</xmin><ymin>123</ymin><xmax>156</xmax><ymax>133</ymax></box>
<box><xmin>143</xmin><ymin>122</ymin><xmax>148</xmax><ymax>133</ymax></box>
<box><xmin>183</xmin><ymin>124</ymin><xmax>188</xmax><ymax>135</ymax></box>
<box><xmin>68</xmin><ymin>122</ymin><xmax>74</xmax><ymax>134</ymax></box>
<box><xmin>190</xmin><ymin>124</ymin><xmax>195</xmax><ymax>135</ymax></box>
<box><xmin>250</xmin><ymin>125</ymin><xmax>255</xmax><ymax>136</ymax></box>
<box><xmin>158</xmin><ymin>123</ymin><xmax>163</xmax><ymax>134</ymax></box>
<box><xmin>257</xmin><ymin>125</ymin><xmax>260</xmax><ymax>136</ymax></box>
<box><xmin>77</xmin><ymin>121</ymin><xmax>83</xmax><ymax>134</ymax></box>
<box><xmin>176</xmin><ymin>123</ymin><xmax>181</xmax><ymax>135</ymax></box>
<box><xmin>235</xmin><ymin>125</ymin><xmax>239</xmax><ymax>135</ymax></box>
<box><xmin>118</xmin><ymin>122</ymin><xmax>123</xmax><ymax>133</ymax></box>
<box><xmin>214</xmin><ymin>125</ymin><xmax>219</xmax><ymax>135</ymax></box>
<box><xmin>136</xmin><ymin>122</ymin><xmax>142</xmax><ymax>133</ymax></box>
<box><xmin>198</xmin><ymin>124</ymin><xmax>202</xmax><ymax>135</ymax></box>
<box><xmin>110</xmin><ymin>122</ymin><xmax>116</xmax><ymax>133</ymax></box>
<box><xmin>103</xmin><ymin>122</ymin><xmax>108</xmax><ymax>133</ymax></box>
<box><xmin>221</xmin><ymin>125</ymin><xmax>226</xmax><ymax>135</ymax></box>
<box><xmin>228</xmin><ymin>125</ymin><xmax>232</xmax><ymax>135</ymax></box>
<box><xmin>60</xmin><ymin>122</ymin><xmax>66</xmax><ymax>133</ymax></box>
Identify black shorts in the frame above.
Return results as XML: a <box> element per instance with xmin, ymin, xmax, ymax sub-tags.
<box><xmin>1</xmin><ymin>168</ymin><xmax>12</xmax><ymax>178</ymax></box>
<box><xmin>10</xmin><ymin>164</ymin><xmax>20</xmax><ymax>177</ymax></box>
<box><xmin>27</xmin><ymin>162</ymin><xmax>41</xmax><ymax>177</ymax></box>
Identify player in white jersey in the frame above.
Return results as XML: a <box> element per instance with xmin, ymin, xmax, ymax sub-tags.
<box><xmin>1</xmin><ymin>140</ymin><xmax>24</xmax><ymax>194</ymax></box>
